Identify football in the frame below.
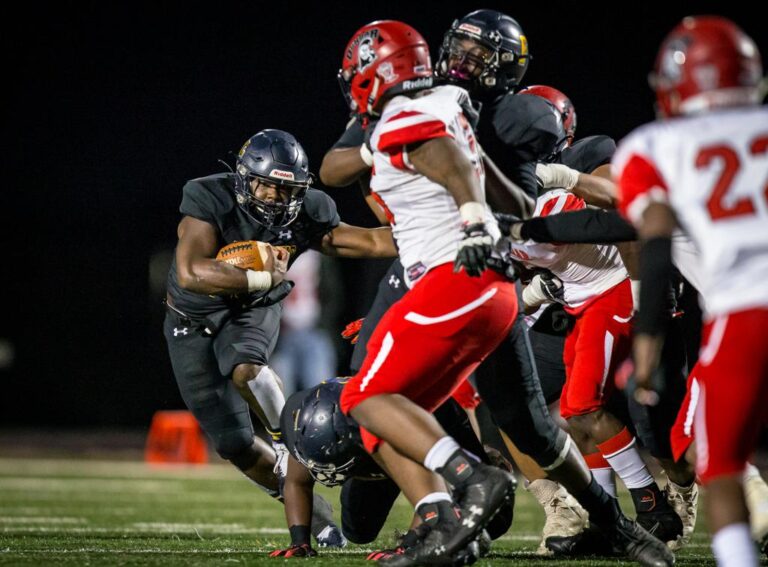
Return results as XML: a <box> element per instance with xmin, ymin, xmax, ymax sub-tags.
<box><xmin>215</xmin><ymin>240</ymin><xmax>270</xmax><ymax>271</ymax></box>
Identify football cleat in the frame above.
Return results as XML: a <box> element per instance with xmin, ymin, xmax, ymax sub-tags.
<box><xmin>665</xmin><ymin>481</ymin><xmax>698</xmax><ymax>550</ymax></box>
<box><xmin>527</xmin><ymin>479</ymin><xmax>588</xmax><ymax>556</ymax></box>
<box><xmin>596</xmin><ymin>500</ymin><xmax>675</xmax><ymax>567</ymax></box>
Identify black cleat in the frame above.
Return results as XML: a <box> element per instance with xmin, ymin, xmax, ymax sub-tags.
<box><xmin>545</xmin><ymin>525</ymin><xmax>617</xmax><ymax>557</ymax></box>
<box><xmin>636</xmin><ymin>509</ymin><xmax>684</xmax><ymax>547</ymax></box>
<box><xmin>379</xmin><ymin>521</ymin><xmax>479</xmax><ymax>566</ymax></box>
<box><xmin>602</xmin><ymin>511</ymin><xmax>676</xmax><ymax>567</ymax></box>
<box><xmin>444</xmin><ymin>464</ymin><xmax>516</xmax><ymax>557</ymax></box>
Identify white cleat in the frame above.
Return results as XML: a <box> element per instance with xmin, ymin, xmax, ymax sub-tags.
<box><xmin>744</xmin><ymin>465</ymin><xmax>768</xmax><ymax>554</ymax></box>
<box><xmin>665</xmin><ymin>480</ymin><xmax>699</xmax><ymax>551</ymax></box>
<box><xmin>527</xmin><ymin>479</ymin><xmax>588</xmax><ymax>556</ymax></box>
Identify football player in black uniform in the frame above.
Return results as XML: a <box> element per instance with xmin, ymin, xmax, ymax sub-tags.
<box><xmin>269</xmin><ymin>378</ymin><xmax>514</xmax><ymax>558</ymax></box>
<box><xmin>164</xmin><ymin>129</ymin><xmax>396</xmax><ymax>547</ymax></box>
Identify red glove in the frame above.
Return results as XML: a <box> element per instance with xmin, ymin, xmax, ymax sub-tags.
<box><xmin>341</xmin><ymin>318</ymin><xmax>364</xmax><ymax>344</ymax></box>
<box><xmin>269</xmin><ymin>544</ymin><xmax>317</xmax><ymax>558</ymax></box>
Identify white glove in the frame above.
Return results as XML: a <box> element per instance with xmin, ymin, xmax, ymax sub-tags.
<box><xmin>272</xmin><ymin>441</ymin><xmax>289</xmax><ymax>479</ymax></box>
<box><xmin>536</xmin><ymin>163</ymin><xmax>580</xmax><ymax>190</ymax></box>
<box><xmin>522</xmin><ymin>273</ymin><xmax>565</xmax><ymax>310</ymax></box>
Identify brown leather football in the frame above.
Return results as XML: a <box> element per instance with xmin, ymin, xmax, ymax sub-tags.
<box><xmin>215</xmin><ymin>240</ymin><xmax>268</xmax><ymax>271</ymax></box>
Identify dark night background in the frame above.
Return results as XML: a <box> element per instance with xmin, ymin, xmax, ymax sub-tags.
<box><xmin>3</xmin><ymin>2</ymin><xmax>761</xmax><ymax>429</ymax></box>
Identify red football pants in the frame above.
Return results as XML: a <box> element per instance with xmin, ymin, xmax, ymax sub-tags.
<box><xmin>560</xmin><ymin>279</ymin><xmax>633</xmax><ymax>419</ymax></box>
<box><xmin>692</xmin><ymin>309</ymin><xmax>768</xmax><ymax>483</ymax></box>
<box><xmin>340</xmin><ymin>263</ymin><xmax>518</xmax><ymax>453</ymax></box>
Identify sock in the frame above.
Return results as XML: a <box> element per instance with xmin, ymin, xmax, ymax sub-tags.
<box><xmin>415</xmin><ymin>492</ymin><xmax>455</xmax><ymax>526</ymax></box>
<box><xmin>436</xmin><ymin>449</ymin><xmax>479</xmax><ymax>488</ymax></box>
<box><xmin>246</xmin><ymin>366</ymin><xmax>285</xmax><ymax>432</ymax></box>
<box><xmin>573</xmin><ymin>475</ymin><xmax>622</xmax><ymax>528</ymax></box>
<box><xmin>712</xmin><ymin>523</ymin><xmax>758</xmax><ymax>567</ymax></box>
<box><xmin>744</xmin><ymin>462</ymin><xmax>761</xmax><ymax>481</ymax></box>
<box><xmin>597</xmin><ymin>427</ymin><xmax>654</xmax><ymax>490</ymax></box>
<box><xmin>584</xmin><ymin>452</ymin><xmax>617</xmax><ymax>498</ymax></box>
<box><xmin>424</xmin><ymin>437</ymin><xmax>461</xmax><ymax>471</ymax></box>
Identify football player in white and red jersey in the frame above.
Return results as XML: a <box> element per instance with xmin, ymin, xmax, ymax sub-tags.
<box><xmin>614</xmin><ymin>16</ymin><xmax>767</xmax><ymax>567</ymax></box>
<box><xmin>336</xmin><ymin>19</ymin><xmax>673</xmax><ymax>567</ymax></box>
<box><xmin>508</xmin><ymin>186</ymin><xmax>683</xmax><ymax>545</ymax></box>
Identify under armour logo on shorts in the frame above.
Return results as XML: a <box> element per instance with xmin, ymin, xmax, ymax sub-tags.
<box><xmin>388</xmin><ymin>274</ymin><xmax>401</xmax><ymax>288</ymax></box>
<box><xmin>173</xmin><ymin>327</ymin><xmax>189</xmax><ymax>337</ymax></box>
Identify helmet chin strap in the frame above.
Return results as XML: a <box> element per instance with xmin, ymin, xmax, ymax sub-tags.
<box><xmin>367</xmin><ymin>76</ymin><xmax>382</xmax><ymax>116</ymax></box>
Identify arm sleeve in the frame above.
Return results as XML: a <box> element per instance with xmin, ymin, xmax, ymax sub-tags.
<box><xmin>520</xmin><ymin>209</ymin><xmax>637</xmax><ymax>243</ymax></box>
<box><xmin>331</xmin><ymin>119</ymin><xmax>366</xmax><ymax>150</ymax></box>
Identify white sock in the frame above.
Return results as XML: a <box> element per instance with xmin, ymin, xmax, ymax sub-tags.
<box><xmin>415</xmin><ymin>491</ymin><xmax>452</xmax><ymax>510</ymax></box>
<box><xmin>424</xmin><ymin>436</ymin><xmax>461</xmax><ymax>472</ymax></box>
<box><xmin>600</xmin><ymin>434</ymin><xmax>654</xmax><ymax>489</ymax></box>
<box><xmin>593</xmin><ymin>467</ymin><xmax>617</xmax><ymax>498</ymax></box>
<box><xmin>712</xmin><ymin>523</ymin><xmax>758</xmax><ymax>567</ymax></box>
<box><xmin>246</xmin><ymin>366</ymin><xmax>285</xmax><ymax>432</ymax></box>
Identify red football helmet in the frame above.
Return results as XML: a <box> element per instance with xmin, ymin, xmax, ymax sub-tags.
<box><xmin>650</xmin><ymin>16</ymin><xmax>763</xmax><ymax>117</ymax></box>
<box><xmin>339</xmin><ymin>20</ymin><xmax>433</xmax><ymax>117</ymax></box>
<box><xmin>519</xmin><ymin>85</ymin><xmax>577</xmax><ymax>145</ymax></box>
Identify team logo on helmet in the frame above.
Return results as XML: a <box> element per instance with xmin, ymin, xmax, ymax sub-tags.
<box><xmin>358</xmin><ymin>37</ymin><xmax>376</xmax><ymax>71</ymax></box>
<box><xmin>659</xmin><ymin>37</ymin><xmax>691</xmax><ymax>85</ymax></box>
<box><xmin>378</xmin><ymin>61</ymin><xmax>399</xmax><ymax>83</ymax></box>
<box><xmin>238</xmin><ymin>140</ymin><xmax>250</xmax><ymax>158</ymax></box>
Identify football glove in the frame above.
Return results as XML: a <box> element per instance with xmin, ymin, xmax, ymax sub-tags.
<box><xmin>493</xmin><ymin>212</ymin><xmax>524</xmax><ymax>241</ymax></box>
<box><xmin>454</xmin><ymin>223</ymin><xmax>494</xmax><ymax>277</ymax></box>
<box><xmin>341</xmin><ymin>318</ymin><xmax>364</xmax><ymax>344</ymax></box>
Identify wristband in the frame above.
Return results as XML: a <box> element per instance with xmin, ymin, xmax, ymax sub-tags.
<box><xmin>246</xmin><ymin>270</ymin><xmax>272</xmax><ymax>292</ymax></box>
<box><xmin>459</xmin><ymin>201</ymin><xmax>485</xmax><ymax>225</ymax></box>
<box><xmin>289</xmin><ymin>525</ymin><xmax>311</xmax><ymax>546</ymax></box>
<box><xmin>359</xmin><ymin>144</ymin><xmax>374</xmax><ymax>167</ymax></box>
<box><xmin>522</xmin><ymin>276</ymin><xmax>550</xmax><ymax>309</ymax></box>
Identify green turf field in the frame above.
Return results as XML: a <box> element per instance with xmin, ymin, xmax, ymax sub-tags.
<box><xmin>0</xmin><ymin>457</ymin><xmax>748</xmax><ymax>565</ymax></box>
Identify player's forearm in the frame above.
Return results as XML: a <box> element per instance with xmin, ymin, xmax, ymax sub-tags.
<box><xmin>571</xmin><ymin>173</ymin><xmax>618</xmax><ymax>209</ymax></box>
<box><xmin>319</xmin><ymin>147</ymin><xmax>371</xmax><ymax>187</ymax></box>
<box><xmin>408</xmin><ymin>137</ymin><xmax>484</xmax><ymax>207</ymax></box>
<box><xmin>177</xmin><ymin>260</ymin><xmax>279</xmax><ymax>296</ymax></box>
<box><xmin>484</xmin><ymin>153</ymin><xmax>534</xmax><ymax>218</ymax></box>
<box><xmin>319</xmin><ymin>225</ymin><xmax>397</xmax><ymax>258</ymax></box>
<box><xmin>520</xmin><ymin>209</ymin><xmax>637</xmax><ymax>244</ymax></box>
<box><xmin>283</xmin><ymin>459</ymin><xmax>315</xmax><ymax>532</ymax></box>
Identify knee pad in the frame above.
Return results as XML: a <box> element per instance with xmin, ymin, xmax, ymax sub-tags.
<box><xmin>219</xmin><ymin>437</ymin><xmax>263</xmax><ymax>470</ymax></box>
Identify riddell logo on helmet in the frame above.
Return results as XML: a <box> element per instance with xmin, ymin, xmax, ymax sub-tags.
<box><xmin>458</xmin><ymin>23</ymin><xmax>483</xmax><ymax>36</ymax></box>
<box><xmin>402</xmin><ymin>77</ymin><xmax>433</xmax><ymax>91</ymax></box>
<box><xmin>269</xmin><ymin>169</ymin><xmax>295</xmax><ymax>180</ymax></box>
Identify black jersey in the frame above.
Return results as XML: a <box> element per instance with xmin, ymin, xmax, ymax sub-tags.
<box><xmin>556</xmin><ymin>135</ymin><xmax>616</xmax><ymax>174</ymax></box>
<box><xmin>480</xmin><ymin>93</ymin><xmax>566</xmax><ymax>198</ymax></box>
<box><xmin>166</xmin><ymin>173</ymin><xmax>340</xmax><ymax>318</ymax></box>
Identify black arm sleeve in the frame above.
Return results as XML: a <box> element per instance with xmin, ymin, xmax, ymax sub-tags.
<box><xmin>520</xmin><ymin>209</ymin><xmax>637</xmax><ymax>244</ymax></box>
<box><xmin>635</xmin><ymin>236</ymin><xmax>674</xmax><ymax>336</ymax></box>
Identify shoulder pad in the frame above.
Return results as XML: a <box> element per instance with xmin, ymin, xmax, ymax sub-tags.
<box><xmin>179</xmin><ymin>173</ymin><xmax>235</xmax><ymax>222</ymax></box>
<box><xmin>302</xmin><ymin>189</ymin><xmax>341</xmax><ymax>227</ymax></box>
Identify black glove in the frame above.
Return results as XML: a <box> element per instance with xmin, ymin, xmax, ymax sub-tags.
<box><xmin>454</xmin><ymin>223</ymin><xmax>494</xmax><ymax>277</ymax></box>
<box><xmin>251</xmin><ymin>280</ymin><xmax>295</xmax><ymax>308</ymax></box>
<box><xmin>493</xmin><ymin>212</ymin><xmax>523</xmax><ymax>239</ymax></box>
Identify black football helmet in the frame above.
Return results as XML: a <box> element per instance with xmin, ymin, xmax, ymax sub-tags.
<box><xmin>293</xmin><ymin>381</ymin><xmax>365</xmax><ymax>487</ymax></box>
<box><xmin>234</xmin><ymin>129</ymin><xmax>312</xmax><ymax>228</ymax></box>
<box><xmin>436</xmin><ymin>9</ymin><xmax>530</xmax><ymax>99</ymax></box>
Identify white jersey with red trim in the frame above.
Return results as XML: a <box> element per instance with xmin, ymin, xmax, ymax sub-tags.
<box><xmin>369</xmin><ymin>85</ymin><xmax>499</xmax><ymax>288</ymax></box>
<box><xmin>507</xmin><ymin>189</ymin><xmax>629</xmax><ymax>309</ymax></box>
<box><xmin>614</xmin><ymin>106</ymin><xmax>768</xmax><ymax>317</ymax></box>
